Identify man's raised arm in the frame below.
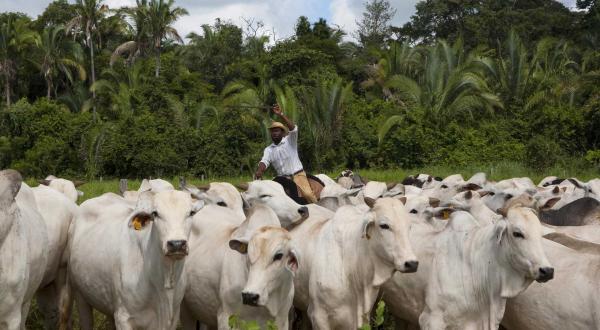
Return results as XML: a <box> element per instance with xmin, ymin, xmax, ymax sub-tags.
<box><xmin>272</xmin><ymin>104</ymin><xmax>294</xmax><ymax>130</ymax></box>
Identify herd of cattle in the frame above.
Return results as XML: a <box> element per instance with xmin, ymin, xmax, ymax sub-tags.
<box><xmin>1</xmin><ymin>169</ymin><xmax>599</xmax><ymax>330</ymax></box>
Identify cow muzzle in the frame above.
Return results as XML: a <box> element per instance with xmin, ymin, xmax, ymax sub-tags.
<box><xmin>241</xmin><ymin>292</ymin><xmax>260</xmax><ymax>306</ymax></box>
<box><xmin>398</xmin><ymin>260</ymin><xmax>419</xmax><ymax>273</ymax></box>
<box><xmin>298</xmin><ymin>206</ymin><xmax>309</xmax><ymax>219</ymax></box>
<box><xmin>166</xmin><ymin>240</ymin><xmax>188</xmax><ymax>259</ymax></box>
<box><xmin>535</xmin><ymin>266</ymin><xmax>554</xmax><ymax>283</ymax></box>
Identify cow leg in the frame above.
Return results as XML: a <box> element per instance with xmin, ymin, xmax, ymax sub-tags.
<box><xmin>3</xmin><ymin>308</ymin><xmax>22</xmax><ymax>330</ymax></box>
<box><xmin>307</xmin><ymin>303</ymin><xmax>331</xmax><ymax>330</ymax></box>
<box><xmin>180</xmin><ymin>302</ymin><xmax>197</xmax><ymax>330</ymax></box>
<box><xmin>75</xmin><ymin>292</ymin><xmax>94</xmax><ymax>330</ymax></box>
<box><xmin>36</xmin><ymin>283</ymin><xmax>59</xmax><ymax>329</ymax></box>
<box><xmin>56</xmin><ymin>266</ymin><xmax>73</xmax><ymax>330</ymax></box>
<box><xmin>20</xmin><ymin>301</ymin><xmax>31</xmax><ymax>330</ymax></box>
<box><xmin>114</xmin><ymin>309</ymin><xmax>134</xmax><ymax>330</ymax></box>
<box><xmin>418</xmin><ymin>310</ymin><xmax>445</xmax><ymax>330</ymax></box>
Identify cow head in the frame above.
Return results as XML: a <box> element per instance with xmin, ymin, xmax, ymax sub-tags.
<box><xmin>241</xmin><ymin>181</ymin><xmax>309</xmax><ymax>228</ymax></box>
<box><xmin>128</xmin><ymin>190</ymin><xmax>204</xmax><ymax>259</ymax></box>
<box><xmin>0</xmin><ymin>169</ymin><xmax>22</xmax><ymax>241</ymax></box>
<box><xmin>230</xmin><ymin>226</ymin><xmax>298</xmax><ymax>313</ymax></box>
<box><xmin>495</xmin><ymin>206</ymin><xmax>553</xmax><ymax>296</ymax></box>
<box><xmin>363</xmin><ymin>197</ymin><xmax>418</xmax><ymax>277</ymax></box>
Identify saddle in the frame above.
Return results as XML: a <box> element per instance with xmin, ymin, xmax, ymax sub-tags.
<box><xmin>273</xmin><ymin>174</ymin><xmax>325</xmax><ymax>205</ymax></box>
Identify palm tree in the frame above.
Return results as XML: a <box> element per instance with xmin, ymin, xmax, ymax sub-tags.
<box><xmin>0</xmin><ymin>17</ymin><xmax>38</xmax><ymax>107</ymax></box>
<box><xmin>66</xmin><ymin>0</ymin><xmax>108</xmax><ymax>115</ymax></box>
<box><xmin>36</xmin><ymin>25</ymin><xmax>87</xmax><ymax>99</ymax></box>
<box><xmin>301</xmin><ymin>77</ymin><xmax>353</xmax><ymax>169</ymax></box>
<box><xmin>146</xmin><ymin>0</ymin><xmax>187</xmax><ymax>77</ymax></box>
<box><xmin>361</xmin><ymin>41</ymin><xmax>421</xmax><ymax>103</ymax></box>
<box><xmin>110</xmin><ymin>1</ymin><xmax>150</xmax><ymax>67</ymax></box>
<box><xmin>90</xmin><ymin>60</ymin><xmax>145</xmax><ymax>114</ymax></box>
<box><xmin>377</xmin><ymin>39</ymin><xmax>502</xmax><ymax>143</ymax></box>
<box><xmin>112</xmin><ymin>0</ymin><xmax>187</xmax><ymax>77</ymax></box>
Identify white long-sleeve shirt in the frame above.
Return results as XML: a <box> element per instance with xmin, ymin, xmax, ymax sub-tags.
<box><xmin>260</xmin><ymin>125</ymin><xmax>304</xmax><ymax>176</ymax></box>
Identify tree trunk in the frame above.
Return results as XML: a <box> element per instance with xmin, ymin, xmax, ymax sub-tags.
<box><xmin>155</xmin><ymin>48</ymin><xmax>160</xmax><ymax>78</ymax></box>
<box><xmin>4</xmin><ymin>71</ymin><xmax>10</xmax><ymax>108</ymax></box>
<box><xmin>90</xmin><ymin>35</ymin><xmax>97</xmax><ymax>120</ymax></box>
<box><xmin>46</xmin><ymin>78</ymin><xmax>52</xmax><ymax>99</ymax></box>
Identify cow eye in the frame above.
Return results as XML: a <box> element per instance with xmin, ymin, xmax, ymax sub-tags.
<box><xmin>379</xmin><ymin>224</ymin><xmax>390</xmax><ymax>230</ymax></box>
<box><xmin>151</xmin><ymin>211</ymin><xmax>159</xmax><ymax>218</ymax></box>
<box><xmin>512</xmin><ymin>231</ymin><xmax>525</xmax><ymax>239</ymax></box>
<box><xmin>505</xmin><ymin>194</ymin><xmax>513</xmax><ymax>200</ymax></box>
<box><xmin>273</xmin><ymin>252</ymin><xmax>284</xmax><ymax>261</ymax></box>
<box><xmin>441</xmin><ymin>184</ymin><xmax>448</xmax><ymax>189</ymax></box>
<box><xmin>189</xmin><ymin>210</ymin><xmax>197</xmax><ymax>217</ymax></box>
<box><xmin>217</xmin><ymin>201</ymin><xmax>227</xmax><ymax>207</ymax></box>
<box><xmin>489</xmin><ymin>192</ymin><xmax>495</xmax><ymax>196</ymax></box>
<box><xmin>409</xmin><ymin>209</ymin><xmax>418</xmax><ymax>214</ymax></box>
<box><xmin>260</xmin><ymin>194</ymin><xmax>271</xmax><ymax>199</ymax></box>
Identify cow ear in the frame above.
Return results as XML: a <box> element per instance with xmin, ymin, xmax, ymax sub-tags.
<box><xmin>190</xmin><ymin>200</ymin><xmax>206</xmax><ymax>216</ymax></box>
<box><xmin>561</xmin><ymin>187</ymin><xmax>567</xmax><ymax>193</ymax></box>
<box><xmin>364</xmin><ymin>197</ymin><xmax>376</xmax><ymax>209</ymax></box>
<box><xmin>286</xmin><ymin>249</ymin><xmax>299</xmax><ymax>274</ymax></box>
<box><xmin>494</xmin><ymin>220</ymin><xmax>507</xmax><ymax>244</ymax></box>
<box><xmin>399</xmin><ymin>196</ymin><xmax>407</xmax><ymax>205</ymax></box>
<box><xmin>552</xmin><ymin>186</ymin><xmax>560</xmax><ymax>194</ymax></box>
<box><xmin>236</xmin><ymin>182</ymin><xmax>249</xmax><ymax>191</ymax></box>
<box><xmin>428</xmin><ymin>197</ymin><xmax>440</xmax><ymax>207</ymax></box>
<box><xmin>386</xmin><ymin>182</ymin><xmax>398</xmax><ymax>190</ymax></box>
<box><xmin>362</xmin><ymin>217</ymin><xmax>375</xmax><ymax>239</ymax></box>
<box><xmin>540</xmin><ymin>197</ymin><xmax>561</xmax><ymax>210</ymax></box>
<box><xmin>130</xmin><ymin>191</ymin><xmax>154</xmax><ymax>230</ymax></box>
<box><xmin>497</xmin><ymin>207</ymin><xmax>508</xmax><ymax>217</ymax></box>
<box><xmin>478</xmin><ymin>190</ymin><xmax>491</xmax><ymax>197</ymax></box>
<box><xmin>229</xmin><ymin>239</ymin><xmax>249</xmax><ymax>254</ymax></box>
<box><xmin>464</xmin><ymin>190</ymin><xmax>473</xmax><ymax>200</ymax></box>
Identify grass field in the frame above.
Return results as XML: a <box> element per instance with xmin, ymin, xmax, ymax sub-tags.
<box><xmin>23</xmin><ymin>161</ymin><xmax>599</xmax><ymax>329</ymax></box>
<box><xmin>28</xmin><ymin>161</ymin><xmax>598</xmax><ymax>203</ymax></box>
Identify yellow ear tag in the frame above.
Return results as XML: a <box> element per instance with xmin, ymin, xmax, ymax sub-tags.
<box><xmin>442</xmin><ymin>210</ymin><xmax>450</xmax><ymax>220</ymax></box>
<box><xmin>132</xmin><ymin>217</ymin><xmax>143</xmax><ymax>230</ymax></box>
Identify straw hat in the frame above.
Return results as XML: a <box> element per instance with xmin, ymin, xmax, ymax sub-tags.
<box><xmin>269</xmin><ymin>121</ymin><xmax>288</xmax><ymax>134</ymax></box>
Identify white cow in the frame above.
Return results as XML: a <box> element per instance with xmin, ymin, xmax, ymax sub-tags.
<box><xmin>502</xmin><ymin>238</ymin><xmax>600</xmax><ymax>329</ymax></box>
<box><xmin>383</xmin><ymin>205</ymin><xmax>553</xmax><ymax>329</ymax></box>
<box><xmin>68</xmin><ymin>190</ymin><xmax>202</xmax><ymax>329</ymax></box>
<box><xmin>419</xmin><ymin>207</ymin><xmax>553</xmax><ymax>329</ymax></box>
<box><xmin>181</xmin><ymin>204</ymin><xmax>299</xmax><ymax>329</ymax></box>
<box><xmin>31</xmin><ymin>184</ymin><xmax>78</xmax><ymax>329</ymax></box>
<box><xmin>0</xmin><ymin>169</ymin><xmax>49</xmax><ymax>330</ymax></box>
<box><xmin>307</xmin><ymin>198</ymin><xmax>418</xmax><ymax>329</ymax></box>
<box><xmin>39</xmin><ymin>175</ymin><xmax>84</xmax><ymax>203</ymax></box>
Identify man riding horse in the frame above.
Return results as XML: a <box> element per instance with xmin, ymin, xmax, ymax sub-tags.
<box><xmin>254</xmin><ymin>104</ymin><xmax>319</xmax><ymax>203</ymax></box>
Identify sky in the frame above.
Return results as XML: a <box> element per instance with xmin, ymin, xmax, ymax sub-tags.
<box><xmin>0</xmin><ymin>0</ymin><xmax>580</xmax><ymax>42</ymax></box>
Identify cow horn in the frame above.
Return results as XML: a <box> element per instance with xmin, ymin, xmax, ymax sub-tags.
<box><xmin>235</xmin><ymin>183</ymin><xmax>249</xmax><ymax>191</ymax></box>
<box><xmin>38</xmin><ymin>179</ymin><xmax>51</xmax><ymax>186</ymax></box>
<box><xmin>73</xmin><ymin>180</ymin><xmax>86</xmax><ymax>187</ymax></box>
<box><xmin>386</xmin><ymin>182</ymin><xmax>398</xmax><ymax>190</ymax></box>
<box><xmin>119</xmin><ymin>179</ymin><xmax>128</xmax><ymax>196</ymax></box>
<box><xmin>364</xmin><ymin>197</ymin><xmax>376</xmax><ymax>209</ymax></box>
<box><xmin>195</xmin><ymin>184</ymin><xmax>211</xmax><ymax>191</ymax></box>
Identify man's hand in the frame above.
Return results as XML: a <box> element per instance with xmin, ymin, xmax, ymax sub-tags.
<box><xmin>254</xmin><ymin>171</ymin><xmax>263</xmax><ymax>180</ymax></box>
<box><xmin>272</xmin><ymin>104</ymin><xmax>283</xmax><ymax>116</ymax></box>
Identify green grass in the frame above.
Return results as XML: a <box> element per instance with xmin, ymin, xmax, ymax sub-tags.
<box><xmin>47</xmin><ymin>161</ymin><xmax>597</xmax><ymax>202</ymax></box>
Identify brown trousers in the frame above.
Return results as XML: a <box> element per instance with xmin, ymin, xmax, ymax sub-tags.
<box><xmin>293</xmin><ymin>171</ymin><xmax>318</xmax><ymax>203</ymax></box>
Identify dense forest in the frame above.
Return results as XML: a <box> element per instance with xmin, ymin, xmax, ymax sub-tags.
<box><xmin>1</xmin><ymin>0</ymin><xmax>599</xmax><ymax>179</ymax></box>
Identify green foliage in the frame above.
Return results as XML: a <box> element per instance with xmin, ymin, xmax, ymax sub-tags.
<box><xmin>359</xmin><ymin>300</ymin><xmax>387</xmax><ymax>330</ymax></box>
<box><xmin>525</xmin><ymin>135</ymin><xmax>564</xmax><ymax>170</ymax></box>
<box><xmin>228</xmin><ymin>314</ymin><xmax>278</xmax><ymax>330</ymax></box>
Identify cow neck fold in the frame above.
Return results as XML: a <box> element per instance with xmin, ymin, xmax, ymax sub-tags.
<box><xmin>129</xmin><ymin>221</ymin><xmax>185</xmax><ymax>327</ymax></box>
